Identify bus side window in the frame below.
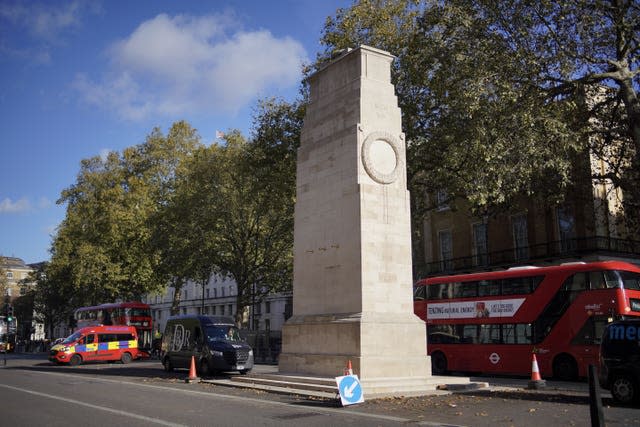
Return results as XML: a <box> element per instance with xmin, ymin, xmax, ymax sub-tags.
<box><xmin>564</xmin><ymin>273</ymin><xmax>587</xmax><ymax>291</ymax></box>
<box><xmin>413</xmin><ymin>286</ymin><xmax>426</xmax><ymax>301</ymax></box>
<box><xmin>462</xmin><ymin>325</ymin><xmax>477</xmax><ymax>343</ymax></box>
<box><xmin>588</xmin><ymin>271</ymin><xmax>606</xmax><ymax>290</ymax></box>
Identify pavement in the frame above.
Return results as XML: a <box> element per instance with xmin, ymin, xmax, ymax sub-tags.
<box><xmin>200</xmin><ymin>363</ymin><xmax>591</xmax><ymax>400</ymax></box>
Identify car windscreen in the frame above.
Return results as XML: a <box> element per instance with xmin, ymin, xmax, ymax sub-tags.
<box><xmin>62</xmin><ymin>331</ymin><xmax>83</xmax><ymax>344</ymax></box>
<box><xmin>204</xmin><ymin>325</ymin><xmax>242</xmax><ymax>342</ymax></box>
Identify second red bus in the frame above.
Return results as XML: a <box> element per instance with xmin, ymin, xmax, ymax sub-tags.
<box><xmin>413</xmin><ymin>260</ymin><xmax>640</xmax><ymax>379</ymax></box>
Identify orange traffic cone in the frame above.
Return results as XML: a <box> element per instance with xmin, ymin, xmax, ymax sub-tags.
<box><xmin>527</xmin><ymin>353</ymin><xmax>546</xmax><ymax>389</ymax></box>
<box><xmin>186</xmin><ymin>355</ymin><xmax>199</xmax><ymax>383</ymax></box>
<box><xmin>344</xmin><ymin>360</ymin><xmax>353</xmax><ymax>376</ymax></box>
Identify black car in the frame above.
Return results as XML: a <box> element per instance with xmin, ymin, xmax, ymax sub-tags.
<box><xmin>599</xmin><ymin>320</ymin><xmax>640</xmax><ymax>404</ymax></box>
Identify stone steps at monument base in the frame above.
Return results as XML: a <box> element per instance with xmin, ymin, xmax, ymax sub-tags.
<box><xmin>201</xmin><ymin>372</ymin><xmax>489</xmax><ymax>399</ymax></box>
<box><xmin>201</xmin><ymin>375</ymin><xmax>338</xmax><ymax>399</ymax></box>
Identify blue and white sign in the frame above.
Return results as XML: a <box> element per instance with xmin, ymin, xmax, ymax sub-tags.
<box><xmin>336</xmin><ymin>374</ymin><xmax>364</xmax><ymax>406</ymax></box>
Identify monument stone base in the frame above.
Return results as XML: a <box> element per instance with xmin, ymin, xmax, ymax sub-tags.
<box><xmin>279</xmin><ymin>311</ymin><xmax>433</xmax><ymax>395</ymax></box>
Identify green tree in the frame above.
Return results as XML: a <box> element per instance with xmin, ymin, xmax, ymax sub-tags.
<box><xmin>31</xmin><ymin>262</ymin><xmax>75</xmax><ymax>338</ymax></box>
<box><xmin>165</xmin><ymin>100</ymin><xmax>299</xmax><ymax>326</ymax></box>
<box><xmin>320</xmin><ymin>0</ymin><xmax>640</xmax><ymax>231</ymax></box>
<box><xmin>52</xmin><ymin>121</ymin><xmax>200</xmax><ymax>308</ymax></box>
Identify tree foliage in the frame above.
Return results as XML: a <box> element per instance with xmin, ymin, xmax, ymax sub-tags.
<box><xmin>320</xmin><ymin>0</ymin><xmax>640</xmax><ymax>231</ymax></box>
<box><xmin>161</xmin><ymin>99</ymin><xmax>300</xmax><ymax>325</ymax></box>
<box><xmin>48</xmin><ymin>121</ymin><xmax>200</xmax><ymax>308</ymax></box>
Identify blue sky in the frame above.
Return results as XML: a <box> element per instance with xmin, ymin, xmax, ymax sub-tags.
<box><xmin>0</xmin><ymin>0</ymin><xmax>351</xmax><ymax>265</ymax></box>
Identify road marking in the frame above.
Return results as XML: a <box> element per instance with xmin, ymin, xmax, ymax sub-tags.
<box><xmin>31</xmin><ymin>370</ymin><xmax>418</xmax><ymax>424</ymax></box>
<box><xmin>0</xmin><ymin>383</ymin><xmax>186</xmax><ymax>427</ymax></box>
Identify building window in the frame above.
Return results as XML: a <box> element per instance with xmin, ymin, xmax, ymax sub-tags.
<box><xmin>228</xmin><ymin>304</ymin><xmax>233</xmax><ymax>316</ymax></box>
<box><xmin>221</xmin><ymin>287</ymin><xmax>225</xmax><ymax>297</ymax></box>
<box><xmin>20</xmin><ymin>286</ymin><xmax>27</xmax><ymax>296</ymax></box>
<box><xmin>438</xmin><ymin>229</ymin><xmax>453</xmax><ymax>271</ymax></box>
<box><xmin>557</xmin><ymin>206</ymin><xmax>577</xmax><ymax>252</ymax></box>
<box><xmin>182</xmin><ymin>307</ymin><xmax>187</xmax><ymax>315</ymax></box>
<box><xmin>184</xmin><ymin>290</ymin><xmax>188</xmax><ymax>300</ymax></box>
<box><xmin>265</xmin><ymin>319</ymin><xmax>271</xmax><ymax>332</ymax></box>
<box><xmin>206</xmin><ymin>289</ymin><xmax>210</xmax><ymax>298</ymax></box>
<box><xmin>212</xmin><ymin>305</ymin><xmax>217</xmax><ymax>315</ymax></box>
<box><xmin>512</xmin><ymin>214</ymin><xmax>529</xmax><ymax>261</ymax></box>
<box><xmin>472</xmin><ymin>222</ymin><xmax>488</xmax><ymax>266</ymax></box>
<box><xmin>436</xmin><ymin>189</ymin><xmax>449</xmax><ymax>211</ymax></box>
<box><xmin>6</xmin><ymin>271</ymin><xmax>13</xmax><ymax>279</ymax></box>
<box><xmin>213</xmin><ymin>288</ymin><xmax>217</xmax><ymax>298</ymax></box>
<box><xmin>265</xmin><ymin>301</ymin><xmax>271</xmax><ymax>314</ymax></box>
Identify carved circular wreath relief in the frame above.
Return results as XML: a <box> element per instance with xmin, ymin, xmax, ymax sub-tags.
<box><xmin>361</xmin><ymin>131</ymin><xmax>402</xmax><ymax>184</ymax></box>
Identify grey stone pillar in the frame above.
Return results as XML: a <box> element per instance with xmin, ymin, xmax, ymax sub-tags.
<box><xmin>279</xmin><ymin>45</ymin><xmax>431</xmax><ymax>395</ymax></box>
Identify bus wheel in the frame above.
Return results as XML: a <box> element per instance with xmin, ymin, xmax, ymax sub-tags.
<box><xmin>120</xmin><ymin>352</ymin><xmax>132</xmax><ymax>364</ymax></box>
<box><xmin>69</xmin><ymin>354</ymin><xmax>82</xmax><ymax>366</ymax></box>
<box><xmin>431</xmin><ymin>351</ymin><xmax>448</xmax><ymax>375</ymax></box>
<box><xmin>199</xmin><ymin>359</ymin><xmax>210</xmax><ymax>377</ymax></box>
<box><xmin>163</xmin><ymin>356</ymin><xmax>173</xmax><ymax>372</ymax></box>
<box><xmin>552</xmin><ymin>354</ymin><xmax>578</xmax><ymax>381</ymax></box>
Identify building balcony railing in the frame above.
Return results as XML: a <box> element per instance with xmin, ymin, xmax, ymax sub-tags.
<box><xmin>414</xmin><ymin>235</ymin><xmax>640</xmax><ymax>280</ymax></box>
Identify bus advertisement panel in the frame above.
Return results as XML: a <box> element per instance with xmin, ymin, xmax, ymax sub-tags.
<box><xmin>413</xmin><ymin>261</ymin><xmax>640</xmax><ymax>380</ymax></box>
<box><xmin>74</xmin><ymin>301</ymin><xmax>153</xmax><ymax>352</ymax></box>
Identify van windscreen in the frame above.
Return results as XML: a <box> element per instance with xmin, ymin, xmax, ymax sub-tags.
<box><xmin>204</xmin><ymin>325</ymin><xmax>242</xmax><ymax>342</ymax></box>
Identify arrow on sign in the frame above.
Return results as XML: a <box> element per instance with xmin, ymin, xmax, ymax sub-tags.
<box><xmin>344</xmin><ymin>379</ymin><xmax>358</xmax><ymax>398</ymax></box>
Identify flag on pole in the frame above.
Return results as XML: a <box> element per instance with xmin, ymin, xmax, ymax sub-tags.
<box><xmin>216</xmin><ymin>130</ymin><xmax>224</xmax><ymax>139</ymax></box>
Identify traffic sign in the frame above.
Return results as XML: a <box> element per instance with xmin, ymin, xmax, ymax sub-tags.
<box><xmin>336</xmin><ymin>374</ymin><xmax>364</xmax><ymax>406</ymax></box>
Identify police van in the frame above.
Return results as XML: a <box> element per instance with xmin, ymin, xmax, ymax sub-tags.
<box><xmin>161</xmin><ymin>315</ymin><xmax>254</xmax><ymax>376</ymax></box>
<box><xmin>49</xmin><ymin>325</ymin><xmax>143</xmax><ymax>366</ymax></box>
<box><xmin>599</xmin><ymin>320</ymin><xmax>640</xmax><ymax>404</ymax></box>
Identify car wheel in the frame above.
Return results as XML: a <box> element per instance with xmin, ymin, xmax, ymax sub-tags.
<box><xmin>431</xmin><ymin>351</ymin><xmax>448</xmax><ymax>375</ymax></box>
<box><xmin>121</xmin><ymin>352</ymin><xmax>132</xmax><ymax>364</ymax></box>
<box><xmin>611</xmin><ymin>374</ymin><xmax>638</xmax><ymax>405</ymax></box>
<box><xmin>199</xmin><ymin>360</ymin><xmax>211</xmax><ymax>377</ymax></box>
<box><xmin>553</xmin><ymin>354</ymin><xmax>578</xmax><ymax>381</ymax></box>
<box><xmin>69</xmin><ymin>354</ymin><xmax>82</xmax><ymax>366</ymax></box>
<box><xmin>163</xmin><ymin>356</ymin><xmax>173</xmax><ymax>372</ymax></box>
<box><xmin>239</xmin><ymin>369</ymin><xmax>252</xmax><ymax>375</ymax></box>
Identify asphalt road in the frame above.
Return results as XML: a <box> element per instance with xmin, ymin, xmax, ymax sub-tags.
<box><xmin>1</xmin><ymin>353</ymin><xmax>639</xmax><ymax>426</ymax></box>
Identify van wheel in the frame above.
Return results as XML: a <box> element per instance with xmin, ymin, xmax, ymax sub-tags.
<box><xmin>163</xmin><ymin>357</ymin><xmax>173</xmax><ymax>372</ymax></box>
<box><xmin>239</xmin><ymin>369</ymin><xmax>251</xmax><ymax>375</ymax></box>
<box><xmin>553</xmin><ymin>354</ymin><xmax>578</xmax><ymax>381</ymax></box>
<box><xmin>431</xmin><ymin>351</ymin><xmax>448</xmax><ymax>375</ymax></box>
<box><xmin>611</xmin><ymin>374</ymin><xmax>639</xmax><ymax>405</ymax></box>
<box><xmin>69</xmin><ymin>354</ymin><xmax>82</xmax><ymax>366</ymax></box>
<box><xmin>121</xmin><ymin>352</ymin><xmax>132</xmax><ymax>364</ymax></box>
<box><xmin>199</xmin><ymin>360</ymin><xmax>211</xmax><ymax>377</ymax></box>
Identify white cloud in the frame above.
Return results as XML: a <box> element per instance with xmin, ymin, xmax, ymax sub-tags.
<box><xmin>0</xmin><ymin>0</ymin><xmax>98</xmax><ymax>63</ymax></box>
<box><xmin>1</xmin><ymin>0</ymin><xmax>87</xmax><ymax>40</ymax></box>
<box><xmin>0</xmin><ymin>197</ymin><xmax>31</xmax><ymax>213</ymax></box>
<box><xmin>73</xmin><ymin>13</ymin><xmax>308</xmax><ymax>121</ymax></box>
<box><xmin>0</xmin><ymin>197</ymin><xmax>52</xmax><ymax>213</ymax></box>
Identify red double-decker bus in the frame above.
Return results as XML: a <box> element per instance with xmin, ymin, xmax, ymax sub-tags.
<box><xmin>413</xmin><ymin>260</ymin><xmax>640</xmax><ymax>380</ymax></box>
<box><xmin>74</xmin><ymin>301</ymin><xmax>153</xmax><ymax>352</ymax></box>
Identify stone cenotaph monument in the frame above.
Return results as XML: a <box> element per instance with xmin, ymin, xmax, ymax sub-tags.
<box><xmin>279</xmin><ymin>45</ymin><xmax>432</xmax><ymax>395</ymax></box>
